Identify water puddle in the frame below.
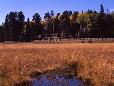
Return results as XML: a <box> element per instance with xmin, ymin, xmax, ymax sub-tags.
<box><xmin>32</xmin><ymin>73</ymin><xmax>85</xmax><ymax>86</ymax></box>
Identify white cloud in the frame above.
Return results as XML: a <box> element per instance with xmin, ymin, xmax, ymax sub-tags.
<box><xmin>110</xmin><ymin>9</ymin><xmax>114</xmax><ymax>12</ymax></box>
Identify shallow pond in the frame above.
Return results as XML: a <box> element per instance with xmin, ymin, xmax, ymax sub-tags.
<box><xmin>32</xmin><ymin>73</ymin><xmax>85</xmax><ymax>86</ymax></box>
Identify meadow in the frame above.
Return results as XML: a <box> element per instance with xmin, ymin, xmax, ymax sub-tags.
<box><xmin>0</xmin><ymin>42</ymin><xmax>114</xmax><ymax>86</ymax></box>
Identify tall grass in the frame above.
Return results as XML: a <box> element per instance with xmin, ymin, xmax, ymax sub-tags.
<box><xmin>0</xmin><ymin>43</ymin><xmax>114</xmax><ymax>86</ymax></box>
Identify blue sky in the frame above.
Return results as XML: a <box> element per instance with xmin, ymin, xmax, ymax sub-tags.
<box><xmin>0</xmin><ymin>0</ymin><xmax>114</xmax><ymax>24</ymax></box>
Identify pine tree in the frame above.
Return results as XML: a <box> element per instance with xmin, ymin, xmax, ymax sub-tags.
<box><xmin>100</xmin><ymin>4</ymin><xmax>104</xmax><ymax>14</ymax></box>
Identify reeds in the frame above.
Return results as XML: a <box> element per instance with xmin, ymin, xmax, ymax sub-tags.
<box><xmin>0</xmin><ymin>43</ymin><xmax>114</xmax><ymax>86</ymax></box>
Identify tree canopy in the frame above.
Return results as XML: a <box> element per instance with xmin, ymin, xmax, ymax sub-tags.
<box><xmin>0</xmin><ymin>4</ymin><xmax>114</xmax><ymax>42</ymax></box>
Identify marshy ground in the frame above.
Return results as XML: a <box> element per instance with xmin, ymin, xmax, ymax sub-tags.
<box><xmin>0</xmin><ymin>42</ymin><xmax>114</xmax><ymax>86</ymax></box>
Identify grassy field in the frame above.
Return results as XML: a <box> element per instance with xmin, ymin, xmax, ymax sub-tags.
<box><xmin>0</xmin><ymin>42</ymin><xmax>114</xmax><ymax>86</ymax></box>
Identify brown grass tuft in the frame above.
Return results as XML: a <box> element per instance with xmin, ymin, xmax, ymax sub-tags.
<box><xmin>0</xmin><ymin>43</ymin><xmax>114</xmax><ymax>86</ymax></box>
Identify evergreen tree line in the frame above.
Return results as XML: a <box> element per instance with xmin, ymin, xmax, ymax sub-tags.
<box><xmin>0</xmin><ymin>4</ymin><xmax>114</xmax><ymax>42</ymax></box>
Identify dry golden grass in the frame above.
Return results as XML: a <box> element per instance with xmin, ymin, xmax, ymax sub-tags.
<box><xmin>0</xmin><ymin>42</ymin><xmax>114</xmax><ymax>86</ymax></box>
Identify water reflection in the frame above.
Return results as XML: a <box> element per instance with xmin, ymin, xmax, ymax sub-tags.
<box><xmin>33</xmin><ymin>74</ymin><xmax>84</xmax><ymax>86</ymax></box>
